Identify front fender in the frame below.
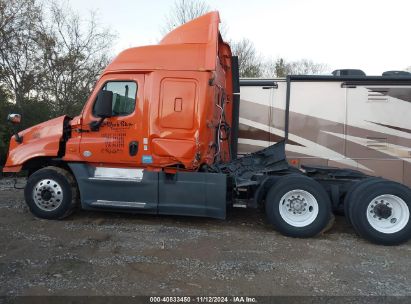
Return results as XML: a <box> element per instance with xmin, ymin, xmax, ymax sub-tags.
<box><xmin>3</xmin><ymin>116</ymin><xmax>68</xmax><ymax>172</ymax></box>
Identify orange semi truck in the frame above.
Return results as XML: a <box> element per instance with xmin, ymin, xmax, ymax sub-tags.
<box><xmin>3</xmin><ymin>12</ymin><xmax>411</xmax><ymax>245</ymax></box>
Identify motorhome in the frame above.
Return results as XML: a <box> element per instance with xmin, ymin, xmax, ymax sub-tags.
<box><xmin>239</xmin><ymin>75</ymin><xmax>411</xmax><ymax>188</ymax></box>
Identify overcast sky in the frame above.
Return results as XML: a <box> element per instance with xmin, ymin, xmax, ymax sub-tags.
<box><xmin>67</xmin><ymin>0</ymin><xmax>411</xmax><ymax>75</ymax></box>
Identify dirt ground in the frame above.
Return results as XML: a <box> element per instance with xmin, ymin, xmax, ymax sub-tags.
<box><xmin>0</xmin><ymin>178</ymin><xmax>410</xmax><ymax>297</ymax></box>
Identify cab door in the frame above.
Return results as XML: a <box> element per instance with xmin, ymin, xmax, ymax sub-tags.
<box><xmin>79</xmin><ymin>74</ymin><xmax>144</xmax><ymax>166</ymax></box>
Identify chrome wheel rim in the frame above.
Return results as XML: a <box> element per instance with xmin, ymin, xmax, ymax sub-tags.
<box><xmin>32</xmin><ymin>179</ymin><xmax>63</xmax><ymax>212</ymax></box>
<box><xmin>366</xmin><ymin>194</ymin><xmax>409</xmax><ymax>234</ymax></box>
<box><xmin>279</xmin><ymin>189</ymin><xmax>319</xmax><ymax>227</ymax></box>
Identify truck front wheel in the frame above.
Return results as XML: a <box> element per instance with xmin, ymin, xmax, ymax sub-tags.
<box><xmin>24</xmin><ymin>166</ymin><xmax>79</xmax><ymax>220</ymax></box>
<box><xmin>265</xmin><ymin>174</ymin><xmax>332</xmax><ymax>238</ymax></box>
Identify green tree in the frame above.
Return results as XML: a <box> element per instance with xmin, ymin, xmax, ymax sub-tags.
<box><xmin>0</xmin><ymin>85</ymin><xmax>13</xmax><ymax>166</ymax></box>
<box><xmin>0</xmin><ymin>0</ymin><xmax>43</xmax><ymax>110</ymax></box>
<box><xmin>0</xmin><ymin>85</ymin><xmax>52</xmax><ymax>166</ymax></box>
<box><xmin>274</xmin><ymin>58</ymin><xmax>290</xmax><ymax>77</ymax></box>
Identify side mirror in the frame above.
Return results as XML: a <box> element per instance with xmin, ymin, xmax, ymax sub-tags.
<box><xmin>7</xmin><ymin>113</ymin><xmax>23</xmax><ymax>143</ymax></box>
<box><xmin>94</xmin><ymin>90</ymin><xmax>113</xmax><ymax>118</ymax></box>
<box><xmin>7</xmin><ymin>113</ymin><xmax>21</xmax><ymax>125</ymax></box>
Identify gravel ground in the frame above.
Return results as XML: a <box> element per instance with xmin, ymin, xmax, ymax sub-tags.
<box><xmin>0</xmin><ymin>177</ymin><xmax>410</xmax><ymax>296</ymax></box>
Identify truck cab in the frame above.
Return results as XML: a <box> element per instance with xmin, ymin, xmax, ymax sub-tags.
<box><xmin>3</xmin><ymin>11</ymin><xmax>234</xmax><ymax>219</ymax></box>
<box><xmin>4</xmin><ymin>12</ymin><xmax>234</xmax><ymax>173</ymax></box>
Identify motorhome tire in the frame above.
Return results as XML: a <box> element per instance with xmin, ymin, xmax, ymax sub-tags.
<box><xmin>265</xmin><ymin>174</ymin><xmax>332</xmax><ymax>238</ymax></box>
<box><xmin>349</xmin><ymin>181</ymin><xmax>411</xmax><ymax>245</ymax></box>
<box><xmin>24</xmin><ymin>166</ymin><xmax>79</xmax><ymax>220</ymax></box>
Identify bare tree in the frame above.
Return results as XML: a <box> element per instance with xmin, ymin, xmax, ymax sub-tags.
<box><xmin>162</xmin><ymin>1</ymin><xmax>262</xmax><ymax>77</ymax></box>
<box><xmin>288</xmin><ymin>59</ymin><xmax>327</xmax><ymax>75</ymax></box>
<box><xmin>231</xmin><ymin>38</ymin><xmax>263</xmax><ymax>78</ymax></box>
<box><xmin>0</xmin><ymin>0</ymin><xmax>115</xmax><ymax>163</ymax></box>
<box><xmin>263</xmin><ymin>58</ymin><xmax>328</xmax><ymax>78</ymax></box>
<box><xmin>406</xmin><ymin>66</ymin><xmax>411</xmax><ymax>72</ymax></box>
<box><xmin>38</xmin><ymin>1</ymin><xmax>116</xmax><ymax>116</ymax></box>
<box><xmin>0</xmin><ymin>0</ymin><xmax>43</xmax><ymax>109</ymax></box>
<box><xmin>163</xmin><ymin>1</ymin><xmax>263</xmax><ymax>78</ymax></box>
<box><xmin>162</xmin><ymin>0</ymin><xmax>211</xmax><ymax>34</ymax></box>
<box><xmin>161</xmin><ymin>0</ymin><xmax>229</xmax><ymax>38</ymax></box>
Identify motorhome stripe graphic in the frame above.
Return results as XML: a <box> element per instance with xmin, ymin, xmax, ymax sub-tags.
<box><xmin>239</xmin><ymin>79</ymin><xmax>411</xmax><ymax>186</ymax></box>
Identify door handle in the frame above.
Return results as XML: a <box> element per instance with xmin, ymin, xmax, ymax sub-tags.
<box><xmin>129</xmin><ymin>141</ymin><xmax>139</xmax><ymax>156</ymax></box>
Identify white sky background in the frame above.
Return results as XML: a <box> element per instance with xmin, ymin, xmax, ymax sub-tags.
<box><xmin>67</xmin><ymin>0</ymin><xmax>411</xmax><ymax>75</ymax></box>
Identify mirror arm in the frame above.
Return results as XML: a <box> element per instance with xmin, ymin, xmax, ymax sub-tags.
<box><xmin>7</xmin><ymin>114</ymin><xmax>23</xmax><ymax>143</ymax></box>
<box><xmin>89</xmin><ymin>117</ymin><xmax>106</xmax><ymax>132</ymax></box>
<box><xmin>14</xmin><ymin>133</ymin><xmax>23</xmax><ymax>144</ymax></box>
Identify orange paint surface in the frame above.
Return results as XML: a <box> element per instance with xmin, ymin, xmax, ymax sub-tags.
<box><xmin>3</xmin><ymin>116</ymin><xmax>67</xmax><ymax>172</ymax></box>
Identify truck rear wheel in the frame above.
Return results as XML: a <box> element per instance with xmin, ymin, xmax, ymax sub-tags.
<box><xmin>265</xmin><ymin>174</ymin><xmax>332</xmax><ymax>238</ymax></box>
<box><xmin>344</xmin><ymin>177</ymin><xmax>383</xmax><ymax>225</ymax></box>
<box><xmin>24</xmin><ymin>166</ymin><xmax>79</xmax><ymax>220</ymax></box>
<box><xmin>349</xmin><ymin>180</ymin><xmax>411</xmax><ymax>245</ymax></box>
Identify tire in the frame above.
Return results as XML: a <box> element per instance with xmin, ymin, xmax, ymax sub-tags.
<box><xmin>347</xmin><ymin>178</ymin><xmax>386</xmax><ymax>231</ymax></box>
<box><xmin>265</xmin><ymin>174</ymin><xmax>332</xmax><ymax>238</ymax></box>
<box><xmin>349</xmin><ymin>180</ymin><xmax>411</xmax><ymax>245</ymax></box>
<box><xmin>344</xmin><ymin>177</ymin><xmax>383</xmax><ymax>225</ymax></box>
<box><xmin>24</xmin><ymin>166</ymin><xmax>79</xmax><ymax>220</ymax></box>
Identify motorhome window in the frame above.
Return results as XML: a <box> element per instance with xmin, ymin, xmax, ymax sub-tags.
<box><xmin>93</xmin><ymin>81</ymin><xmax>137</xmax><ymax>116</ymax></box>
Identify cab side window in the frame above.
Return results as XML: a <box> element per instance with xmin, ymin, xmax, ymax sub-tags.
<box><xmin>93</xmin><ymin>81</ymin><xmax>137</xmax><ymax>116</ymax></box>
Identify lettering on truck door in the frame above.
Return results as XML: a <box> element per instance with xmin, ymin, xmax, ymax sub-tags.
<box><xmin>79</xmin><ymin>75</ymin><xmax>145</xmax><ymax>165</ymax></box>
